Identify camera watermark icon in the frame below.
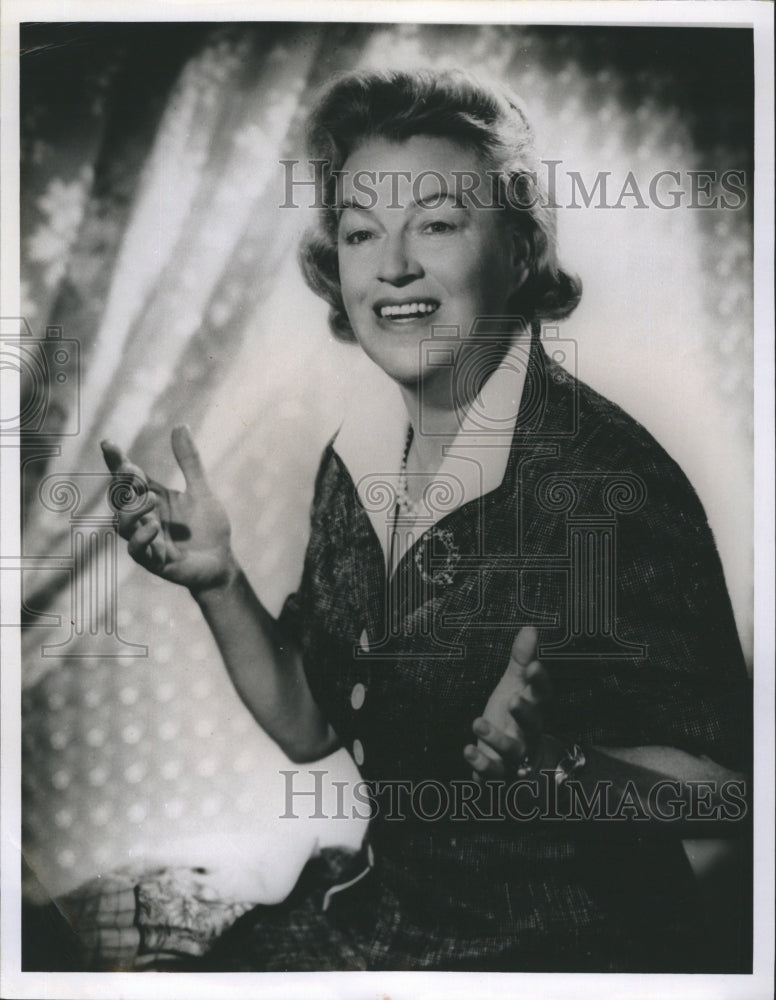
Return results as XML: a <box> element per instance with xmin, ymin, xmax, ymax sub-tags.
<box><xmin>417</xmin><ymin>321</ymin><xmax>578</xmax><ymax>439</ymax></box>
<box><xmin>348</xmin><ymin>320</ymin><xmax>647</xmax><ymax>660</ymax></box>
<box><xmin>0</xmin><ymin>318</ymin><xmax>80</xmax><ymax>437</ymax></box>
<box><xmin>1</xmin><ymin>317</ymin><xmax>145</xmax><ymax>658</ymax></box>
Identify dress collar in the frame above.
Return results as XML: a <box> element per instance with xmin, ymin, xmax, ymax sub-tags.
<box><xmin>333</xmin><ymin>335</ymin><xmax>532</xmax><ymax>565</ymax></box>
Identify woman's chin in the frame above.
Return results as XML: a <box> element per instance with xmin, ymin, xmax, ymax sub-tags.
<box><xmin>353</xmin><ymin>327</ymin><xmax>453</xmax><ymax>386</ymax></box>
<box><xmin>367</xmin><ymin>358</ymin><xmax>424</xmax><ymax>386</ymax></box>
<box><xmin>354</xmin><ymin>341</ymin><xmax>421</xmax><ymax>384</ymax></box>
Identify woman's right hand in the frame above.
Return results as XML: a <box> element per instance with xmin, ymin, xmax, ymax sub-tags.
<box><xmin>465</xmin><ymin>626</ymin><xmax>555</xmax><ymax>781</ymax></box>
<box><xmin>101</xmin><ymin>425</ymin><xmax>235</xmax><ymax>594</ymax></box>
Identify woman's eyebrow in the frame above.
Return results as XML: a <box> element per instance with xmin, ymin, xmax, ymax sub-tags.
<box><xmin>412</xmin><ymin>191</ymin><xmax>467</xmax><ymax>210</ymax></box>
<box><xmin>338</xmin><ymin>197</ymin><xmax>372</xmax><ymax>212</ymax></box>
<box><xmin>338</xmin><ymin>192</ymin><xmax>467</xmax><ymax>212</ymax></box>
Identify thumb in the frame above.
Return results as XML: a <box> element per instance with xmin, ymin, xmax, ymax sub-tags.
<box><xmin>100</xmin><ymin>439</ymin><xmax>148</xmax><ymax>488</ymax></box>
<box><xmin>100</xmin><ymin>439</ymin><xmax>127</xmax><ymax>474</ymax></box>
<box><xmin>510</xmin><ymin>626</ymin><xmax>538</xmax><ymax>671</ymax></box>
<box><xmin>171</xmin><ymin>425</ymin><xmax>208</xmax><ymax>492</ymax></box>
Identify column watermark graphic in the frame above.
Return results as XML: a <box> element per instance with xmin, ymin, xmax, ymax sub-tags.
<box><xmin>352</xmin><ymin>323</ymin><xmax>650</xmax><ymax>661</ymax></box>
<box><xmin>1</xmin><ymin>317</ymin><xmax>146</xmax><ymax>659</ymax></box>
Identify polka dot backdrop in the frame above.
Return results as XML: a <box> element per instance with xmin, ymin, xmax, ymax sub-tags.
<box><xmin>20</xmin><ymin>23</ymin><xmax>753</xmax><ymax>899</ymax></box>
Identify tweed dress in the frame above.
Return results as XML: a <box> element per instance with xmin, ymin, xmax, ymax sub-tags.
<box><xmin>203</xmin><ymin>340</ymin><xmax>751</xmax><ymax>972</ymax></box>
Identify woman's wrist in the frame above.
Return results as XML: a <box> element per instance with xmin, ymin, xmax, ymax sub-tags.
<box><xmin>532</xmin><ymin>733</ymin><xmax>565</xmax><ymax>774</ymax></box>
<box><xmin>188</xmin><ymin>551</ymin><xmax>243</xmax><ymax>603</ymax></box>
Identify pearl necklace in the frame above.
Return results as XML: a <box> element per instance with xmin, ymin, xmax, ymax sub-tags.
<box><xmin>397</xmin><ymin>424</ymin><xmax>417</xmax><ymax>517</ymax></box>
<box><xmin>394</xmin><ymin>423</ymin><xmax>460</xmax><ymax>586</ymax></box>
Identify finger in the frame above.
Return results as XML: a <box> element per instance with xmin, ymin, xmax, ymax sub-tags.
<box><xmin>101</xmin><ymin>440</ymin><xmax>151</xmax><ymax>515</ymax></box>
<box><xmin>127</xmin><ymin>521</ymin><xmax>161</xmax><ymax>563</ymax></box>
<box><xmin>508</xmin><ymin>695</ymin><xmax>542</xmax><ymax>740</ymax></box>
<box><xmin>509</xmin><ymin>666</ymin><xmax>544</xmax><ymax>708</ymax></box>
<box><xmin>146</xmin><ymin>532</ymin><xmax>168</xmax><ymax>568</ymax></box>
<box><xmin>146</xmin><ymin>481</ymin><xmax>172</xmax><ymax>528</ymax></box>
<box><xmin>510</xmin><ymin>626</ymin><xmax>538</xmax><ymax>671</ymax></box>
<box><xmin>171</xmin><ymin>425</ymin><xmax>207</xmax><ymax>493</ymax></box>
<box><xmin>116</xmin><ymin>493</ymin><xmax>158</xmax><ymax>539</ymax></box>
<box><xmin>472</xmin><ymin>718</ymin><xmax>528</xmax><ymax>767</ymax></box>
<box><xmin>464</xmin><ymin>743</ymin><xmax>506</xmax><ymax>779</ymax></box>
<box><xmin>101</xmin><ymin>439</ymin><xmax>147</xmax><ymax>486</ymax></box>
<box><xmin>100</xmin><ymin>439</ymin><xmax>126</xmax><ymax>473</ymax></box>
<box><xmin>524</xmin><ymin>660</ymin><xmax>552</xmax><ymax>703</ymax></box>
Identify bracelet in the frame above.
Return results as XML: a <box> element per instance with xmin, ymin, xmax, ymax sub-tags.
<box><xmin>554</xmin><ymin>744</ymin><xmax>586</xmax><ymax>787</ymax></box>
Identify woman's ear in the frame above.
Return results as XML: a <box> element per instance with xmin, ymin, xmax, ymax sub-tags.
<box><xmin>509</xmin><ymin>228</ymin><xmax>531</xmax><ymax>292</ymax></box>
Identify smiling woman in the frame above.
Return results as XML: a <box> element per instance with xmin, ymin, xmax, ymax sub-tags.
<box><xmin>336</xmin><ymin>135</ymin><xmax>526</xmax><ymax>387</ymax></box>
<box><xmin>98</xmin><ymin>68</ymin><xmax>751</xmax><ymax>972</ymax></box>
<box><xmin>300</xmin><ymin>69</ymin><xmax>581</xmax><ymax>344</ymax></box>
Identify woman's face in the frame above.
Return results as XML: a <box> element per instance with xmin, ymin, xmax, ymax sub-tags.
<box><xmin>337</xmin><ymin>135</ymin><xmax>526</xmax><ymax>387</ymax></box>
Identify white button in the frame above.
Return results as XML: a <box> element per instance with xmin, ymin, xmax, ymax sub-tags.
<box><xmin>352</xmin><ymin>738</ymin><xmax>365</xmax><ymax>766</ymax></box>
<box><xmin>359</xmin><ymin>629</ymin><xmax>370</xmax><ymax>652</ymax></box>
<box><xmin>351</xmin><ymin>683</ymin><xmax>366</xmax><ymax>710</ymax></box>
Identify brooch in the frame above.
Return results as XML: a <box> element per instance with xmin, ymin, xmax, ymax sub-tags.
<box><xmin>414</xmin><ymin>526</ymin><xmax>460</xmax><ymax>586</ymax></box>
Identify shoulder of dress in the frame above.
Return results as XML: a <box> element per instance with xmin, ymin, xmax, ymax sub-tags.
<box><xmin>527</xmin><ymin>354</ymin><xmax>708</xmax><ymax>527</ymax></box>
<box><xmin>312</xmin><ymin>437</ymin><xmax>340</xmax><ymax>492</ymax></box>
<box><xmin>309</xmin><ymin>436</ymin><xmax>359</xmax><ymax>516</ymax></box>
<box><xmin>561</xmin><ymin>370</ymin><xmax>691</xmax><ymax>483</ymax></box>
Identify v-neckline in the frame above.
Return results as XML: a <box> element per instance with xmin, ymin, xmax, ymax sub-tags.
<box><xmin>335</xmin><ymin>337</ymin><xmax>555</xmax><ymax>588</ymax></box>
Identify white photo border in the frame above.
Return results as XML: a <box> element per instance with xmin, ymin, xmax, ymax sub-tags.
<box><xmin>1</xmin><ymin>2</ymin><xmax>773</xmax><ymax>999</ymax></box>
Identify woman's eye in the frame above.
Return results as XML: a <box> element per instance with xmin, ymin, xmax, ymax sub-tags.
<box><xmin>422</xmin><ymin>220</ymin><xmax>456</xmax><ymax>235</ymax></box>
<box><xmin>343</xmin><ymin>229</ymin><xmax>375</xmax><ymax>246</ymax></box>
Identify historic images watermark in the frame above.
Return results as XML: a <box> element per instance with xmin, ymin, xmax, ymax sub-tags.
<box><xmin>279</xmin><ymin>768</ymin><xmax>748</xmax><ymax>824</ymax></box>
<box><xmin>279</xmin><ymin>160</ymin><xmax>748</xmax><ymax>212</ymax></box>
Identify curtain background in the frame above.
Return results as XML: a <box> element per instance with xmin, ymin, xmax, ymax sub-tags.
<box><xmin>19</xmin><ymin>22</ymin><xmax>753</xmax><ymax>899</ymax></box>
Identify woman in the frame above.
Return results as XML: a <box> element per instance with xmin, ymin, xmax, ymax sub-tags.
<box><xmin>102</xmin><ymin>69</ymin><xmax>751</xmax><ymax>971</ymax></box>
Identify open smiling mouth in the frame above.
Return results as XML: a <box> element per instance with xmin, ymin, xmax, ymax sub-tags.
<box><xmin>374</xmin><ymin>300</ymin><xmax>440</xmax><ymax>321</ymax></box>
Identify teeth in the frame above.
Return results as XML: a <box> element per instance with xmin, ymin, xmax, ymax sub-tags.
<box><xmin>379</xmin><ymin>302</ymin><xmax>438</xmax><ymax>318</ymax></box>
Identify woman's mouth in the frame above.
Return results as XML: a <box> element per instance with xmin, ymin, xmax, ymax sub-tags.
<box><xmin>374</xmin><ymin>300</ymin><xmax>440</xmax><ymax>322</ymax></box>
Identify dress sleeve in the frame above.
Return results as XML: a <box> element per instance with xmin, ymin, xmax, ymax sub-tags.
<box><xmin>614</xmin><ymin>462</ymin><xmax>751</xmax><ymax>770</ymax></box>
<box><xmin>274</xmin><ymin>441</ymin><xmax>337</xmax><ymax>647</ymax></box>
<box><xmin>548</xmin><ymin>446</ymin><xmax>751</xmax><ymax>773</ymax></box>
<box><xmin>275</xmin><ymin>588</ymin><xmax>305</xmax><ymax>645</ymax></box>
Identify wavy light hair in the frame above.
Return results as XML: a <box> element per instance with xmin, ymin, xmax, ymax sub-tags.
<box><xmin>299</xmin><ymin>68</ymin><xmax>582</xmax><ymax>341</ymax></box>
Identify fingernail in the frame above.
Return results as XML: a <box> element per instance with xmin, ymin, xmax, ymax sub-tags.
<box><xmin>473</xmin><ymin>719</ymin><xmax>489</xmax><ymax>736</ymax></box>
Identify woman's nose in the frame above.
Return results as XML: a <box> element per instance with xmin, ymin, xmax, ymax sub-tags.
<box><xmin>377</xmin><ymin>233</ymin><xmax>422</xmax><ymax>285</ymax></box>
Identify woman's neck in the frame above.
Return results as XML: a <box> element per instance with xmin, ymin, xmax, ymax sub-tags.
<box><xmin>398</xmin><ymin>380</ymin><xmax>463</xmax><ymax>473</ymax></box>
<box><xmin>398</xmin><ymin>330</ymin><xmax>526</xmax><ymax>473</ymax></box>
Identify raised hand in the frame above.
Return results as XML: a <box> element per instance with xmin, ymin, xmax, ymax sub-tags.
<box><xmin>464</xmin><ymin>626</ymin><xmax>555</xmax><ymax>780</ymax></box>
<box><xmin>101</xmin><ymin>426</ymin><xmax>235</xmax><ymax>593</ymax></box>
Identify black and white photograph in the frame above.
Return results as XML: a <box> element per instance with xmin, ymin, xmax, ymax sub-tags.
<box><xmin>1</xmin><ymin>1</ymin><xmax>773</xmax><ymax>997</ymax></box>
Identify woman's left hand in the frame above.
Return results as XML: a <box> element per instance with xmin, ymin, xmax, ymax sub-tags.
<box><xmin>464</xmin><ymin>626</ymin><xmax>558</xmax><ymax>780</ymax></box>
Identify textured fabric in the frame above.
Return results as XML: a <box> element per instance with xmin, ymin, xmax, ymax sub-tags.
<box><xmin>36</xmin><ymin>865</ymin><xmax>258</xmax><ymax>971</ymax></box>
<box><xmin>207</xmin><ymin>339</ymin><xmax>751</xmax><ymax>971</ymax></box>
<box><xmin>203</xmin><ymin>845</ymin><xmax>706</xmax><ymax>972</ymax></box>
